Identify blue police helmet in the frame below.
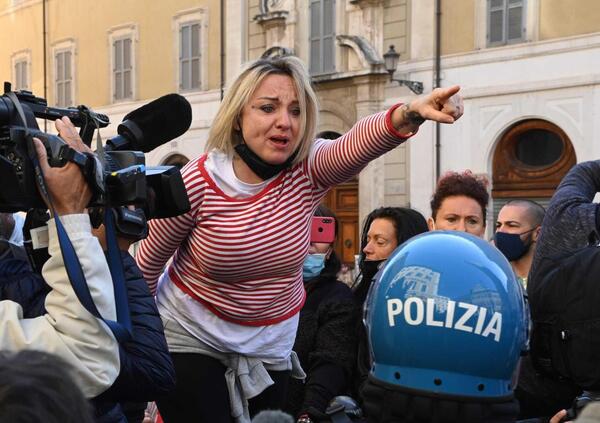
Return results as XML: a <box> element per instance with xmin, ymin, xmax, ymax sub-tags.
<box><xmin>364</xmin><ymin>230</ymin><xmax>529</xmax><ymax>399</ymax></box>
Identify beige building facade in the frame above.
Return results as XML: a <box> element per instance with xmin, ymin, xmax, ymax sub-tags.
<box><xmin>1</xmin><ymin>0</ymin><xmax>223</xmax><ymax>166</ymax></box>
<box><xmin>226</xmin><ymin>0</ymin><xmax>600</xmax><ymax>256</ymax></box>
<box><xmin>402</xmin><ymin>0</ymin><xmax>600</xmax><ymax>233</ymax></box>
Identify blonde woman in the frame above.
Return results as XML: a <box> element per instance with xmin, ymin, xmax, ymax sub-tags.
<box><xmin>136</xmin><ymin>55</ymin><xmax>463</xmax><ymax>423</ymax></box>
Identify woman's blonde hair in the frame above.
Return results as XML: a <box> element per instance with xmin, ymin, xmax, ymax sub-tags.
<box><xmin>205</xmin><ymin>55</ymin><xmax>319</xmax><ymax>164</ymax></box>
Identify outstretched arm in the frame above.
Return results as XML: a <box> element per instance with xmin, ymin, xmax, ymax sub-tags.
<box><xmin>309</xmin><ymin>86</ymin><xmax>463</xmax><ymax>188</ymax></box>
<box><xmin>530</xmin><ymin>160</ymin><xmax>600</xmax><ymax>282</ymax></box>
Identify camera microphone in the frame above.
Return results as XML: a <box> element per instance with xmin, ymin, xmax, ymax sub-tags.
<box><xmin>106</xmin><ymin>93</ymin><xmax>192</xmax><ymax>152</ymax></box>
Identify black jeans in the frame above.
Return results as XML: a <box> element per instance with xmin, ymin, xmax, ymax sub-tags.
<box><xmin>157</xmin><ymin>352</ymin><xmax>291</xmax><ymax>423</ymax></box>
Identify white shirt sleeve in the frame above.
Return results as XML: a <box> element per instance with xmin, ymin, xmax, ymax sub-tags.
<box><xmin>0</xmin><ymin>213</ymin><xmax>120</xmax><ymax>398</ymax></box>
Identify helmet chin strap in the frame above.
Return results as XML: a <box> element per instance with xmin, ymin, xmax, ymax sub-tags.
<box><xmin>234</xmin><ymin>141</ymin><xmax>298</xmax><ymax>181</ymax></box>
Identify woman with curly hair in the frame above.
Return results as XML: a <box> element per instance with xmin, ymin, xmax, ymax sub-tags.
<box><xmin>428</xmin><ymin>170</ymin><xmax>489</xmax><ymax>238</ymax></box>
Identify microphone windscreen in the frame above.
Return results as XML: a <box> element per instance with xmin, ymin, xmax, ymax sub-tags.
<box><xmin>251</xmin><ymin>410</ymin><xmax>295</xmax><ymax>423</ymax></box>
<box><xmin>121</xmin><ymin>93</ymin><xmax>192</xmax><ymax>152</ymax></box>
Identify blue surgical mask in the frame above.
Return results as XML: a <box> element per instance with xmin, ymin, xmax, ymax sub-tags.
<box><xmin>303</xmin><ymin>253</ymin><xmax>327</xmax><ymax>281</ymax></box>
<box><xmin>495</xmin><ymin>228</ymin><xmax>536</xmax><ymax>261</ymax></box>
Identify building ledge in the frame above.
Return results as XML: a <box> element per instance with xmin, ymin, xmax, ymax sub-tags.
<box><xmin>311</xmin><ymin>68</ymin><xmax>388</xmax><ymax>84</ymax></box>
<box><xmin>254</xmin><ymin>10</ymin><xmax>288</xmax><ymax>25</ymax></box>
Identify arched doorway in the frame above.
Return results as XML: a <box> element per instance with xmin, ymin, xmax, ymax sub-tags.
<box><xmin>318</xmin><ymin>131</ymin><xmax>359</xmax><ymax>280</ymax></box>
<box><xmin>492</xmin><ymin>119</ymin><xmax>576</xmax><ymax>220</ymax></box>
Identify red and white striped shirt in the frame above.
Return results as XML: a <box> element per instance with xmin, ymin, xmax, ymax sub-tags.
<box><xmin>136</xmin><ymin>106</ymin><xmax>410</xmax><ymax>326</ymax></box>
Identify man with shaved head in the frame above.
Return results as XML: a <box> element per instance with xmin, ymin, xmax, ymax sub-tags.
<box><xmin>494</xmin><ymin>199</ymin><xmax>545</xmax><ymax>288</ymax></box>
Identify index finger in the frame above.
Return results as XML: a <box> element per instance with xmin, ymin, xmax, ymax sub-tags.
<box><xmin>435</xmin><ymin>85</ymin><xmax>461</xmax><ymax>103</ymax></box>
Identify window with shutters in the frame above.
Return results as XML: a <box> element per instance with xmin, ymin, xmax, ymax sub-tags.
<box><xmin>113</xmin><ymin>38</ymin><xmax>133</xmax><ymax>101</ymax></box>
<box><xmin>11</xmin><ymin>51</ymin><xmax>31</xmax><ymax>91</ymax></box>
<box><xmin>55</xmin><ymin>50</ymin><xmax>73</xmax><ymax>107</ymax></box>
<box><xmin>179</xmin><ymin>22</ymin><xmax>201</xmax><ymax>91</ymax></box>
<box><xmin>14</xmin><ymin>59</ymin><xmax>28</xmax><ymax>90</ymax></box>
<box><xmin>487</xmin><ymin>0</ymin><xmax>525</xmax><ymax>47</ymax></box>
<box><xmin>173</xmin><ymin>8</ymin><xmax>207</xmax><ymax>92</ymax></box>
<box><xmin>108</xmin><ymin>25</ymin><xmax>137</xmax><ymax>103</ymax></box>
<box><xmin>309</xmin><ymin>0</ymin><xmax>336</xmax><ymax>75</ymax></box>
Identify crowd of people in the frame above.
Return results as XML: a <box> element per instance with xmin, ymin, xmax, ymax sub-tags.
<box><xmin>1</xmin><ymin>54</ymin><xmax>599</xmax><ymax>423</ymax></box>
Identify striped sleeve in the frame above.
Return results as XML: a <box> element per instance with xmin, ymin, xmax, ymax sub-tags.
<box><xmin>135</xmin><ymin>159</ymin><xmax>203</xmax><ymax>294</ymax></box>
<box><xmin>308</xmin><ymin>105</ymin><xmax>412</xmax><ymax>188</ymax></box>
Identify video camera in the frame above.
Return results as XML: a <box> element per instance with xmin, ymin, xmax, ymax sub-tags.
<box><xmin>0</xmin><ymin>82</ymin><xmax>191</xmax><ymax>239</ymax></box>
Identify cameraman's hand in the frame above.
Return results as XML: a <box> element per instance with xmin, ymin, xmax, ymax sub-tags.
<box><xmin>33</xmin><ymin>117</ymin><xmax>94</xmax><ymax>216</ymax></box>
<box><xmin>550</xmin><ymin>409</ymin><xmax>570</xmax><ymax>423</ymax></box>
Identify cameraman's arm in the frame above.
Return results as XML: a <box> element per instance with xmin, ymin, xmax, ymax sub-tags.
<box><xmin>530</xmin><ymin>160</ymin><xmax>600</xmax><ymax>281</ymax></box>
<box><xmin>0</xmin><ymin>214</ymin><xmax>119</xmax><ymax>398</ymax></box>
<box><xmin>0</xmin><ymin>118</ymin><xmax>119</xmax><ymax>397</ymax></box>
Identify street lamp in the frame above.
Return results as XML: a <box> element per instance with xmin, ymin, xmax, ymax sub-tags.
<box><xmin>383</xmin><ymin>45</ymin><xmax>424</xmax><ymax>95</ymax></box>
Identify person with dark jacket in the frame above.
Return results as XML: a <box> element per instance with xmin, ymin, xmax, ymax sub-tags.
<box><xmin>91</xmin><ymin>249</ymin><xmax>176</xmax><ymax>423</ymax></box>
<box><xmin>351</xmin><ymin>207</ymin><xmax>428</xmax><ymax>404</ymax></box>
<box><xmin>515</xmin><ymin>160</ymin><xmax>600</xmax><ymax>419</ymax></box>
<box><xmin>285</xmin><ymin>205</ymin><xmax>359</xmax><ymax>423</ymax></box>
<box><xmin>0</xmin><ymin>254</ymin><xmax>50</xmax><ymax>319</ymax></box>
<box><xmin>0</xmin><ymin>229</ymin><xmax>175</xmax><ymax>423</ymax></box>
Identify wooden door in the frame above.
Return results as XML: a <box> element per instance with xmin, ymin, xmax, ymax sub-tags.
<box><xmin>322</xmin><ymin>179</ymin><xmax>359</xmax><ymax>269</ymax></box>
<box><xmin>492</xmin><ymin>119</ymin><xmax>576</xmax><ymax>221</ymax></box>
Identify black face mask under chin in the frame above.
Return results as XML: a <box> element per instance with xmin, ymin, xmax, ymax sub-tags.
<box><xmin>361</xmin><ymin>259</ymin><xmax>387</xmax><ymax>284</ymax></box>
<box><xmin>234</xmin><ymin>143</ymin><xmax>297</xmax><ymax>181</ymax></box>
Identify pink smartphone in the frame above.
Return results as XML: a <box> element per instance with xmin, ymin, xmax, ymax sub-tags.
<box><xmin>311</xmin><ymin>216</ymin><xmax>335</xmax><ymax>243</ymax></box>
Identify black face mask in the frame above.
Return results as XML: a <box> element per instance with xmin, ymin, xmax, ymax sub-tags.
<box><xmin>360</xmin><ymin>259</ymin><xmax>387</xmax><ymax>285</ymax></box>
<box><xmin>234</xmin><ymin>143</ymin><xmax>297</xmax><ymax>181</ymax></box>
<box><xmin>495</xmin><ymin>228</ymin><xmax>536</xmax><ymax>262</ymax></box>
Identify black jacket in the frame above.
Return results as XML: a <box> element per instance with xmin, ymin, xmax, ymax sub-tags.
<box><xmin>516</xmin><ymin>161</ymin><xmax>600</xmax><ymax>419</ymax></box>
<box><xmin>0</xmin><ymin>257</ymin><xmax>50</xmax><ymax>319</ymax></box>
<box><xmin>0</xmin><ymin>250</ymin><xmax>175</xmax><ymax>423</ymax></box>
<box><xmin>285</xmin><ymin>273</ymin><xmax>359</xmax><ymax>419</ymax></box>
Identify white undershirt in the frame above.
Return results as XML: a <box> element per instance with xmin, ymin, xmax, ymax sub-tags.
<box><xmin>157</xmin><ymin>150</ymin><xmax>299</xmax><ymax>360</ymax></box>
<box><xmin>204</xmin><ymin>150</ymin><xmax>276</xmax><ymax>198</ymax></box>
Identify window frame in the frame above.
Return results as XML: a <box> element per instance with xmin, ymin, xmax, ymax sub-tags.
<box><xmin>487</xmin><ymin>0</ymin><xmax>526</xmax><ymax>47</ymax></box>
<box><xmin>52</xmin><ymin>40</ymin><xmax>76</xmax><ymax>107</ymax></box>
<box><xmin>112</xmin><ymin>37</ymin><xmax>133</xmax><ymax>101</ymax></box>
<box><xmin>309</xmin><ymin>0</ymin><xmax>336</xmax><ymax>76</ymax></box>
<box><xmin>173</xmin><ymin>8</ymin><xmax>208</xmax><ymax>93</ymax></box>
<box><xmin>11</xmin><ymin>51</ymin><xmax>31</xmax><ymax>91</ymax></box>
<box><xmin>107</xmin><ymin>24</ymin><xmax>138</xmax><ymax>103</ymax></box>
<box><xmin>179</xmin><ymin>21</ymin><xmax>202</xmax><ymax>92</ymax></box>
